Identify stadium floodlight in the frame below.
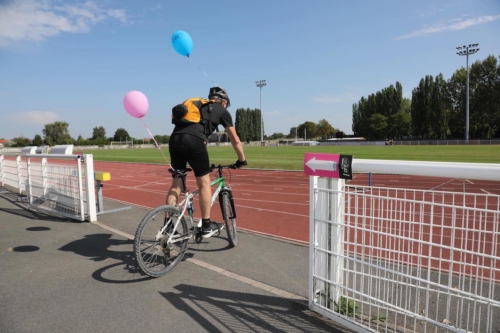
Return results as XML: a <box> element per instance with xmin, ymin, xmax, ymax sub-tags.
<box><xmin>456</xmin><ymin>43</ymin><xmax>479</xmax><ymax>143</ymax></box>
<box><xmin>255</xmin><ymin>80</ymin><xmax>267</xmax><ymax>145</ymax></box>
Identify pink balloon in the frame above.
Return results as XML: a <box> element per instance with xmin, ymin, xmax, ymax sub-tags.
<box><xmin>123</xmin><ymin>91</ymin><xmax>149</xmax><ymax>118</ymax></box>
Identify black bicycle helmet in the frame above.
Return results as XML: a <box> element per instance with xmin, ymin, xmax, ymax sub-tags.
<box><xmin>208</xmin><ymin>86</ymin><xmax>231</xmax><ymax>107</ymax></box>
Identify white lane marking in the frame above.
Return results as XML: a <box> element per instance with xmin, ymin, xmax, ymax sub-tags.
<box><xmin>237</xmin><ymin>198</ymin><xmax>308</xmax><ymax>206</ymax></box>
<box><xmin>236</xmin><ymin>205</ymin><xmax>308</xmax><ymax>217</ymax></box>
<box><xmin>428</xmin><ymin>178</ymin><xmax>456</xmax><ymax>191</ymax></box>
<box><xmin>481</xmin><ymin>189</ymin><xmax>494</xmax><ymax>195</ymax></box>
<box><xmin>466</xmin><ymin>179</ymin><xmax>474</xmax><ymax>184</ymax></box>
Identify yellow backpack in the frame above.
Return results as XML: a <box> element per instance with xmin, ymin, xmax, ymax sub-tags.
<box><xmin>171</xmin><ymin>97</ymin><xmax>216</xmax><ymax>137</ymax></box>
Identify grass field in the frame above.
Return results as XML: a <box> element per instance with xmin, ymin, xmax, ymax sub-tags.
<box><xmin>86</xmin><ymin>145</ymin><xmax>500</xmax><ymax>170</ymax></box>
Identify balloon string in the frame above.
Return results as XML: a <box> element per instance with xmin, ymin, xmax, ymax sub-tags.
<box><xmin>140</xmin><ymin>118</ymin><xmax>171</xmax><ymax>166</ymax></box>
<box><xmin>191</xmin><ymin>58</ymin><xmax>217</xmax><ymax>86</ymax></box>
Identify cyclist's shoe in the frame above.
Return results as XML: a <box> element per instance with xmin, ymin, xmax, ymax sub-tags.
<box><xmin>202</xmin><ymin>222</ymin><xmax>223</xmax><ymax>238</ymax></box>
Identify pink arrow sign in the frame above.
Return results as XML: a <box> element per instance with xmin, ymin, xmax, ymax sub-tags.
<box><xmin>304</xmin><ymin>153</ymin><xmax>353</xmax><ymax>179</ymax></box>
<box><xmin>304</xmin><ymin>153</ymin><xmax>340</xmax><ymax>178</ymax></box>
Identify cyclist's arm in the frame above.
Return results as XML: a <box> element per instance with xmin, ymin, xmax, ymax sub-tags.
<box><xmin>225</xmin><ymin>126</ymin><xmax>246</xmax><ymax>162</ymax></box>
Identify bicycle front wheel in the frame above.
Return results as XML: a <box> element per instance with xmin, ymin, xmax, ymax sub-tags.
<box><xmin>221</xmin><ymin>192</ymin><xmax>238</xmax><ymax>247</ymax></box>
<box><xmin>134</xmin><ymin>205</ymin><xmax>189</xmax><ymax>277</ymax></box>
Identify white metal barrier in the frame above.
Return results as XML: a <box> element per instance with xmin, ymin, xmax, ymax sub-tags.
<box><xmin>309</xmin><ymin>159</ymin><xmax>500</xmax><ymax>333</ymax></box>
<box><xmin>0</xmin><ymin>153</ymin><xmax>96</xmax><ymax>222</ymax></box>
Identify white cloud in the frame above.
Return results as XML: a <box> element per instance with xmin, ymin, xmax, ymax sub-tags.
<box><xmin>312</xmin><ymin>94</ymin><xmax>357</xmax><ymax>105</ymax></box>
<box><xmin>0</xmin><ymin>0</ymin><xmax>127</xmax><ymax>47</ymax></box>
<box><xmin>8</xmin><ymin>111</ymin><xmax>59</xmax><ymax>125</ymax></box>
<box><xmin>394</xmin><ymin>14</ymin><xmax>500</xmax><ymax>40</ymax></box>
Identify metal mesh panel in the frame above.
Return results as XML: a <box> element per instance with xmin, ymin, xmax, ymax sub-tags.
<box><xmin>312</xmin><ymin>183</ymin><xmax>500</xmax><ymax>333</ymax></box>
<box><xmin>27</xmin><ymin>160</ymin><xmax>86</xmax><ymax>220</ymax></box>
<box><xmin>1</xmin><ymin>158</ymin><xmax>27</xmax><ymax>191</ymax></box>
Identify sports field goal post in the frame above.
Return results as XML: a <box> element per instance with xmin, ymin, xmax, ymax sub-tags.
<box><xmin>110</xmin><ymin>140</ymin><xmax>133</xmax><ymax>148</ymax></box>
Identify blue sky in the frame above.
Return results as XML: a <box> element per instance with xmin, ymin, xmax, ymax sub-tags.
<box><xmin>1</xmin><ymin>0</ymin><xmax>499</xmax><ymax>141</ymax></box>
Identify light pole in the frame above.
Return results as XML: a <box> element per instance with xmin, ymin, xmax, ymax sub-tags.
<box><xmin>255</xmin><ymin>80</ymin><xmax>266</xmax><ymax>145</ymax></box>
<box><xmin>456</xmin><ymin>43</ymin><xmax>479</xmax><ymax>143</ymax></box>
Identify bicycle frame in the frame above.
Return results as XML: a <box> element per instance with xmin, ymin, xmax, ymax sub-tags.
<box><xmin>178</xmin><ymin>175</ymin><xmax>226</xmax><ymax>227</ymax></box>
<box><xmin>159</xmin><ymin>166</ymin><xmax>232</xmax><ymax>243</ymax></box>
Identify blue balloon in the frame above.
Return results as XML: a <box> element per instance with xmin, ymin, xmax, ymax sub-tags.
<box><xmin>171</xmin><ymin>30</ymin><xmax>193</xmax><ymax>57</ymax></box>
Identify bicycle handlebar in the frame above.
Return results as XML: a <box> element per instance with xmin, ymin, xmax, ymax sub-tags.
<box><xmin>210</xmin><ymin>163</ymin><xmax>238</xmax><ymax>170</ymax></box>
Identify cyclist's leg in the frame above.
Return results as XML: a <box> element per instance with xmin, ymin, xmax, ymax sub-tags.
<box><xmin>195</xmin><ymin>174</ymin><xmax>211</xmax><ymax>219</ymax></box>
<box><xmin>183</xmin><ymin>134</ymin><xmax>211</xmax><ymax>216</ymax></box>
<box><xmin>182</xmin><ymin>135</ymin><xmax>219</xmax><ymax>238</ymax></box>
<box><xmin>166</xmin><ymin>178</ymin><xmax>182</xmax><ymax>206</ymax></box>
<box><xmin>167</xmin><ymin>134</ymin><xmax>187</xmax><ymax>206</ymax></box>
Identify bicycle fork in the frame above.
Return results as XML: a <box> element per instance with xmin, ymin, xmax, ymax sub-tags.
<box><xmin>219</xmin><ymin>188</ymin><xmax>237</xmax><ymax>219</ymax></box>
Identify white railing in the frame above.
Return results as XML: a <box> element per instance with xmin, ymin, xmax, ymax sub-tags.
<box><xmin>309</xmin><ymin>159</ymin><xmax>500</xmax><ymax>333</ymax></box>
<box><xmin>0</xmin><ymin>153</ymin><xmax>96</xmax><ymax>222</ymax></box>
<box><xmin>396</xmin><ymin>139</ymin><xmax>500</xmax><ymax>146</ymax></box>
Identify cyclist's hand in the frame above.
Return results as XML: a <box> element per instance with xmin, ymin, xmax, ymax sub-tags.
<box><xmin>235</xmin><ymin>159</ymin><xmax>247</xmax><ymax>169</ymax></box>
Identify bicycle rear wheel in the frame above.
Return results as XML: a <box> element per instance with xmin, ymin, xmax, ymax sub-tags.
<box><xmin>221</xmin><ymin>192</ymin><xmax>237</xmax><ymax>247</ymax></box>
<box><xmin>134</xmin><ymin>205</ymin><xmax>189</xmax><ymax>277</ymax></box>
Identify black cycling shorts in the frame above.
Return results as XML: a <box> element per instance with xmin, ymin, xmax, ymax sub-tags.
<box><xmin>169</xmin><ymin>134</ymin><xmax>210</xmax><ymax>177</ymax></box>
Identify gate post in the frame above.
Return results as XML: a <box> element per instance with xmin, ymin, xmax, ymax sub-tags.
<box><xmin>83</xmin><ymin>154</ymin><xmax>97</xmax><ymax>222</ymax></box>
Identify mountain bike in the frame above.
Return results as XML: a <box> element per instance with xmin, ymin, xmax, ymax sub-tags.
<box><xmin>133</xmin><ymin>164</ymin><xmax>238</xmax><ymax>277</ymax></box>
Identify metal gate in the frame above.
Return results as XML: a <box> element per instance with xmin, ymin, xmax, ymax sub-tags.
<box><xmin>0</xmin><ymin>152</ymin><xmax>96</xmax><ymax>222</ymax></box>
<box><xmin>309</xmin><ymin>159</ymin><xmax>500</xmax><ymax>333</ymax></box>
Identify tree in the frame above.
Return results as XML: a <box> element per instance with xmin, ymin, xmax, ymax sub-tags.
<box><xmin>92</xmin><ymin>126</ymin><xmax>106</xmax><ymax>140</ymax></box>
<box><xmin>32</xmin><ymin>134</ymin><xmax>43</xmax><ymax>146</ymax></box>
<box><xmin>388</xmin><ymin>111</ymin><xmax>411</xmax><ymax>139</ymax></box>
<box><xmin>75</xmin><ymin>135</ymin><xmax>85</xmax><ymax>145</ymax></box>
<box><xmin>43</xmin><ymin>121</ymin><xmax>73</xmax><ymax>146</ymax></box>
<box><xmin>351</xmin><ymin>81</ymin><xmax>404</xmax><ymax>138</ymax></box>
<box><xmin>234</xmin><ymin>108</ymin><xmax>263</xmax><ymax>142</ymax></box>
<box><xmin>316</xmin><ymin>119</ymin><xmax>336</xmax><ymax>139</ymax></box>
<box><xmin>113</xmin><ymin>128</ymin><xmax>130</xmax><ymax>142</ymax></box>
<box><xmin>12</xmin><ymin>137</ymin><xmax>32</xmax><ymax>147</ymax></box>
<box><xmin>446</xmin><ymin>68</ymin><xmax>466</xmax><ymax>138</ymax></box>
<box><xmin>297</xmin><ymin>121</ymin><xmax>318</xmax><ymax>139</ymax></box>
<box><xmin>430</xmin><ymin>73</ymin><xmax>449</xmax><ymax>139</ymax></box>
<box><xmin>153</xmin><ymin>135</ymin><xmax>170</xmax><ymax>144</ymax></box>
<box><xmin>287</xmin><ymin>127</ymin><xmax>298</xmax><ymax>139</ymax></box>
<box><xmin>468</xmin><ymin>55</ymin><xmax>500</xmax><ymax>138</ymax></box>
<box><xmin>269</xmin><ymin>132</ymin><xmax>285</xmax><ymax>139</ymax></box>
<box><xmin>368</xmin><ymin>114</ymin><xmax>388</xmax><ymax>139</ymax></box>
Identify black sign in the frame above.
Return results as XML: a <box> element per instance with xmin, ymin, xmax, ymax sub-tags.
<box><xmin>339</xmin><ymin>155</ymin><xmax>353</xmax><ymax>180</ymax></box>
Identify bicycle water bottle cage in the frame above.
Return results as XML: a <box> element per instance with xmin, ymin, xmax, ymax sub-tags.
<box><xmin>168</xmin><ymin>168</ymin><xmax>192</xmax><ymax>179</ymax></box>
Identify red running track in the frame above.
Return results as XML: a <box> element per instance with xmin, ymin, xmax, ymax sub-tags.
<box><xmin>94</xmin><ymin>161</ymin><xmax>500</xmax><ymax>246</ymax></box>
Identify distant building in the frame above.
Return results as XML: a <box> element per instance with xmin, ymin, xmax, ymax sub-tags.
<box><xmin>292</xmin><ymin>141</ymin><xmax>320</xmax><ymax>146</ymax></box>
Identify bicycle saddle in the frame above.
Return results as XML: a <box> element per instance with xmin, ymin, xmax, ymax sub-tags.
<box><xmin>168</xmin><ymin>167</ymin><xmax>192</xmax><ymax>178</ymax></box>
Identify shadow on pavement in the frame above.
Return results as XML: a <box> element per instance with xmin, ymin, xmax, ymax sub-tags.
<box><xmin>0</xmin><ymin>192</ymin><xmax>72</xmax><ymax>222</ymax></box>
<box><xmin>58</xmin><ymin>233</ymin><xmax>151</xmax><ymax>284</ymax></box>
<box><xmin>160</xmin><ymin>284</ymin><xmax>348</xmax><ymax>333</ymax></box>
<box><xmin>58</xmin><ymin>233</ymin><xmax>194</xmax><ymax>284</ymax></box>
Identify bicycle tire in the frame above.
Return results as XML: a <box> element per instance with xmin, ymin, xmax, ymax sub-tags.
<box><xmin>133</xmin><ymin>205</ymin><xmax>189</xmax><ymax>277</ymax></box>
<box><xmin>221</xmin><ymin>192</ymin><xmax>238</xmax><ymax>247</ymax></box>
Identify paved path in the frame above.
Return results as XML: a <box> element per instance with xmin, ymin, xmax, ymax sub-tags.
<box><xmin>0</xmin><ymin>191</ymin><xmax>354</xmax><ymax>333</ymax></box>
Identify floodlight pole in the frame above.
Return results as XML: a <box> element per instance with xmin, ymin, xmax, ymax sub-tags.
<box><xmin>256</xmin><ymin>80</ymin><xmax>267</xmax><ymax>145</ymax></box>
<box><xmin>456</xmin><ymin>44</ymin><xmax>479</xmax><ymax>143</ymax></box>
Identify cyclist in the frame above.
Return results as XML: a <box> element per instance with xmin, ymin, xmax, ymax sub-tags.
<box><xmin>166</xmin><ymin>86</ymin><xmax>247</xmax><ymax>238</ymax></box>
